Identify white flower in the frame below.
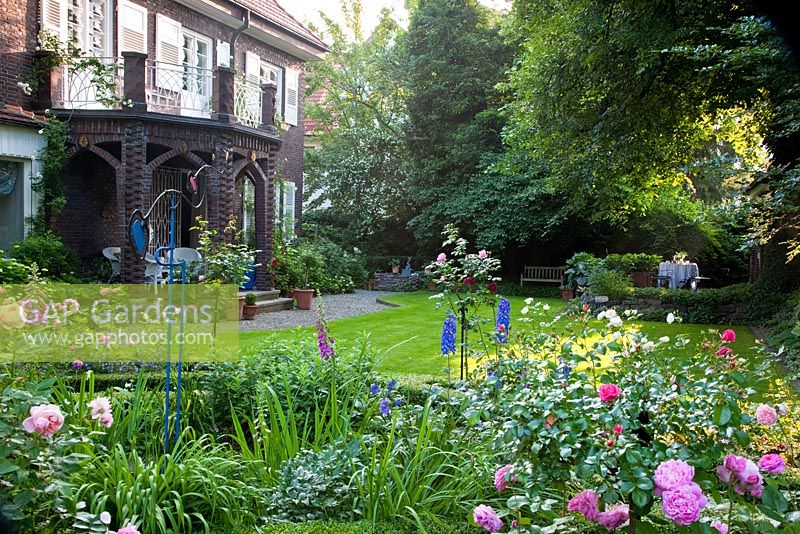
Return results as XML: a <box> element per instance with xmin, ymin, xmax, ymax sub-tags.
<box><xmin>520</xmin><ymin>306</ymin><xmax>529</xmax><ymax>315</ymax></box>
<box><xmin>642</xmin><ymin>341</ymin><xmax>655</xmax><ymax>351</ymax></box>
<box><xmin>76</xmin><ymin>501</ymin><xmax>86</xmax><ymax>510</ymax></box>
<box><xmin>776</xmin><ymin>404</ymin><xmax>789</xmax><ymax>417</ymax></box>
<box><xmin>624</xmin><ymin>309</ymin><xmax>632</xmax><ymax>317</ymax></box>
<box><xmin>666</xmin><ymin>312</ymin><xmax>675</xmax><ymax>324</ymax></box>
<box><xmin>100</xmin><ymin>511</ymin><xmax>111</xmax><ymax>525</ymax></box>
<box><xmin>524</xmin><ymin>297</ymin><xmax>534</xmax><ymax>305</ymax></box>
<box><xmin>605</xmin><ymin>308</ymin><xmax>618</xmax><ymax>319</ymax></box>
<box><xmin>659</xmin><ymin>336</ymin><xmax>670</xmax><ymax>343</ymax></box>
<box><xmin>88</xmin><ymin>396</ymin><xmax>112</xmax><ymax>419</ymax></box>
<box><xmin>542</xmin><ymin>304</ymin><xmax>550</xmax><ymax>311</ymax></box>
<box><xmin>597</xmin><ymin>311</ymin><xmax>606</xmax><ymax>320</ymax></box>
<box><xmin>608</xmin><ymin>316</ymin><xmax>623</xmax><ymax>327</ymax></box>
<box><xmin>38</xmin><ymin>129</ymin><xmax>44</xmax><ymax>135</ymax></box>
<box><xmin>612</xmin><ymin>331</ymin><xmax>621</xmax><ymax>340</ymax></box>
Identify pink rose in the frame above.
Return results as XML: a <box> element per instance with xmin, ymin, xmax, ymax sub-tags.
<box><xmin>494</xmin><ymin>464</ymin><xmax>515</xmax><ymax>491</ymax></box>
<box><xmin>713</xmin><ymin>522</ymin><xmax>728</xmax><ymax>534</ymax></box>
<box><xmin>464</xmin><ymin>277</ymin><xmax>475</xmax><ymax>286</ymax></box>
<box><xmin>99</xmin><ymin>413</ymin><xmax>113</xmax><ymax>428</ymax></box>
<box><xmin>612</xmin><ymin>424</ymin><xmax>623</xmax><ymax>434</ymax></box>
<box><xmin>653</xmin><ymin>459</ymin><xmax>695</xmax><ymax>497</ymax></box>
<box><xmin>117</xmin><ymin>526</ymin><xmax>141</xmax><ymax>534</ymax></box>
<box><xmin>598</xmin><ymin>383</ymin><xmax>621</xmax><ymax>403</ymax></box>
<box><xmin>715</xmin><ymin>347</ymin><xmax>732</xmax><ymax>357</ymax></box>
<box><xmin>473</xmin><ymin>504</ymin><xmax>503</xmax><ymax>533</ymax></box>
<box><xmin>720</xmin><ymin>329</ymin><xmax>735</xmax><ymax>342</ymax></box>
<box><xmin>723</xmin><ymin>454</ymin><xmax>747</xmax><ymax>475</ymax></box>
<box><xmin>198</xmin><ymin>274</ymin><xmax>205</xmax><ymax>282</ymax></box>
<box><xmin>436</xmin><ymin>253</ymin><xmax>447</xmax><ymax>264</ymax></box>
<box><xmin>567</xmin><ymin>490</ymin><xmax>600</xmax><ymax>522</ymax></box>
<box><xmin>596</xmin><ymin>503</ymin><xmax>629</xmax><ymax>530</ymax></box>
<box><xmin>661</xmin><ymin>482</ymin><xmax>707</xmax><ymax>526</ymax></box>
<box><xmin>22</xmin><ymin>404</ymin><xmax>64</xmax><ymax>437</ymax></box>
<box><xmin>478</xmin><ymin>249</ymin><xmax>488</xmax><ymax>259</ymax></box>
<box><xmin>755</xmin><ymin>404</ymin><xmax>778</xmax><ymax>426</ymax></box>
<box><xmin>487</xmin><ymin>282</ymin><xmax>497</xmax><ymax>293</ymax></box>
<box><xmin>88</xmin><ymin>396</ymin><xmax>112</xmax><ymax>418</ymax></box>
<box><xmin>758</xmin><ymin>454</ymin><xmax>786</xmax><ymax>474</ymax></box>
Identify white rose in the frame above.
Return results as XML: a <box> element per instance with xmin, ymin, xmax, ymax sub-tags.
<box><xmin>643</xmin><ymin>341</ymin><xmax>655</xmax><ymax>351</ymax></box>
<box><xmin>659</xmin><ymin>336</ymin><xmax>670</xmax><ymax>343</ymax></box>
<box><xmin>608</xmin><ymin>316</ymin><xmax>623</xmax><ymax>327</ymax></box>
<box><xmin>666</xmin><ymin>312</ymin><xmax>675</xmax><ymax>324</ymax></box>
<box><xmin>612</xmin><ymin>331</ymin><xmax>621</xmax><ymax>340</ymax></box>
<box><xmin>605</xmin><ymin>308</ymin><xmax>618</xmax><ymax>319</ymax></box>
<box><xmin>597</xmin><ymin>311</ymin><xmax>606</xmax><ymax>320</ymax></box>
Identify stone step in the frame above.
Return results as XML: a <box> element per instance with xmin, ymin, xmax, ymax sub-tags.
<box><xmin>254</xmin><ymin>297</ymin><xmax>294</xmax><ymax>314</ymax></box>
<box><xmin>238</xmin><ymin>290</ymin><xmax>281</xmax><ymax>301</ymax></box>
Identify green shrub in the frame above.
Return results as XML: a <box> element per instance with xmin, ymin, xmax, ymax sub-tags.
<box><xmin>0</xmin><ymin>255</ymin><xmax>34</xmax><ymax>283</ymax></box>
<box><xmin>9</xmin><ymin>231</ymin><xmax>78</xmax><ymax>280</ymax></box>
<box><xmin>602</xmin><ymin>253</ymin><xmax>661</xmax><ymax>273</ymax></box>
<box><xmin>496</xmin><ymin>282</ymin><xmax>560</xmax><ymax>299</ymax></box>
<box><xmin>564</xmin><ymin>252</ymin><xmax>601</xmax><ymax>289</ymax></box>
<box><xmin>271</xmin><ymin>238</ymin><xmax>366</xmax><ymax>294</ymax></box>
<box><xmin>586</xmin><ymin>268</ymin><xmax>633</xmax><ymax>299</ymax></box>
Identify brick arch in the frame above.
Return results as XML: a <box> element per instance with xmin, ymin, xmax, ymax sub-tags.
<box><xmin>234</xmin><ymin>160</ymin><xmax>271</xmax><ymax>290</ymax></box>
<box><xmin>66</xmin><ymin>144</ymin><xmax>121</xmax><ymax>170</ymax></box>
<box><xmin>146</xmin><ymin>147</ymin><xmax>208</xmax><ymax>172</ymax></box>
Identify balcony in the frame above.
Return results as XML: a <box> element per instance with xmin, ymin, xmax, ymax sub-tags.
<box><xmin>36</xmin><ymin>51</ymin><xmax>278</xmax><ymax>130</ymax></box>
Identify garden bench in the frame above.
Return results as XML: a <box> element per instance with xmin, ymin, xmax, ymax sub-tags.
<box><xmin>520</xmin><ymin>265</ymin><xmax>565</xmax><ymax>286</ymax></box>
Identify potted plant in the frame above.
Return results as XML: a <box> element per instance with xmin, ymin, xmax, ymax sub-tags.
<box><xmin>560</xmin><ymin>285</ymin><xmax>575</xmax><ymax>300</ymax></box>
<box><xmin>564</xmin><ymin>252</ymin><xmax>600</xmax><ymax>297</ymax></box>
<box><xmin>293</xmin><ymin>244</ymin><xmax>323</xmax><ymax>310</ymax></box>
<box><xmin>242</xmin><ymin>292</ymin><xmax>258</xmax><ymax>320</ymax></box>
<box><xmin>193</xmin><ymin>216</ymin><xmax>255</xmax><ymax>320</ymax></box>
<box><xmin>630</xmin><ymin>253</ymin><xmax>661</xmax><ymax>288</ymax></box>
<box><xmin>389</xmin><ymin>258</ymin><xmax>401</xmax><ymax>274</ymax></box>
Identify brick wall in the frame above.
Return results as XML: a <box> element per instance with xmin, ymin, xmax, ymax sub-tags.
<box><xmin>0</xmin><ymin>0</ymin><xmax>37</xmax><ymax>108</ymax></box>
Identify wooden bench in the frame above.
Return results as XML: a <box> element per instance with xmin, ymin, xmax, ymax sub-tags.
<box><xmin>520</xmin><ymin>265</ymin><xmax>565</xmax><ymax>286</ymax></box>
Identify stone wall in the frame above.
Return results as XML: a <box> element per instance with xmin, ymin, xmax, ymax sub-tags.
<box><xmin>374</xmin><ymin>272</ymin><xmax>420</xmax><ymax>292</ymax></box>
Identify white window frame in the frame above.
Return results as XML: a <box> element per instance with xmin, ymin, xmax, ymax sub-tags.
<box><xmin>275</xmin><ymin>181</ymin><xmax>296</xmax><ymax>238</ymax></box>
<box><xmin>260</xmin><ymin>61</ymin><xmax>283</xmax><ymax>119</ymax></box>
<box><xmin>181</xmin><ymin>28</ymin><xmax>212</xmax><ymax>97</ymax></box>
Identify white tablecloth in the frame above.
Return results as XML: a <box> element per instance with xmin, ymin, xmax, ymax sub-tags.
<box><xmin>658</xmin><ymin>262</ymin><xmax>699</xmax><ymax>289</ymax></box>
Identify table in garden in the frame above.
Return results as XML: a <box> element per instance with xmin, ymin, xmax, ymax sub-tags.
<box><xmin>658</xmin><ymin>261</ymin><xmax>699</xmax><ymax>290</ymax></box>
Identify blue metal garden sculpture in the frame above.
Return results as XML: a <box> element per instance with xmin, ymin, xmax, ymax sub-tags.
<box><xmin>127</xmin><ymin>165</ymin><xmax>211</xmax><ymax>454</ymax></box>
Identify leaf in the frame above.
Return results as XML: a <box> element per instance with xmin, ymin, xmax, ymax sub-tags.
<box><xmin>762</xmin><ymin>485</ymin><xmax>789</xmax><ymax>513</ymax></box>
<box><xmin>0</xmin><ymin>462</ymin><xmax>19</xmax><ymax>475</ymax></box>
<box><xmin>714</xmin><ymin>404</ymin><xmax>731</xmax><ymax>426</ymax></box>
<box><xmin>632</xmin><ymin>488</ymin><xmax>650</xmax><ymax>508</ymax></box>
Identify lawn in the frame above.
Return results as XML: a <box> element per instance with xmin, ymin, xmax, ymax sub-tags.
<box><xmin>240</xmin><ymin>291</ymin><xmax>762</xmax><ymax>380</ymax></box>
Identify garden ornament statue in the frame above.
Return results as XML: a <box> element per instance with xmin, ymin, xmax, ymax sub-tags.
<box><xmin>401</xmin><ymin>258</ymin><xmax>413</xmax><ymax>276</ymax></box>
<box><xmin>127</xmin><ymin>165</ymin><xmax>210</xmax><ymax>454</ymax></box>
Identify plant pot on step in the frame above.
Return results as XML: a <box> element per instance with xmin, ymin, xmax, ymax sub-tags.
<box><xmin>294</xmin><ymin>288</ymin><xmax>315</xmax><ymax>310</ymax></box>
<box><xmin>238</xmin><ymin>296</ymin><xmax>246</xmax><ymax>320</ymax></box>
<box><xmin>560</xmin><ymin>287</ymin><xmax>575</xmax><ymax>301</ymax></box>
<box><xmin>242</xmin><ymin>303</ymin><xmax>258</xmax><ymax>320</ymax></box>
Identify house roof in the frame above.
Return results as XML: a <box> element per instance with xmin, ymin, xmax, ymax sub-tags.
<box><xmin>0</xmin><ymin>103</ymin><xmax>45</xmax><ymax>128</ymax></box>
<box><xmin>238</xmin><ymin>0</ymin><xmax>327</xmax><ymax>51</ymax></box>
<box><xmin>303</xmin><ymin>88</ymin><xmax>328</xmax><ymax>136</ymax></box>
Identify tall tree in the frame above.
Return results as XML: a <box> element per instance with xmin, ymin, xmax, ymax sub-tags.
<box><xmin>400</xmin><ymin>0</ymin><xmax>511</xmax><ymax>251</ymax></box>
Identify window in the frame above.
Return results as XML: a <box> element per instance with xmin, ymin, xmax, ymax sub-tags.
<box><xmin>260</xmin><ymin>61</ymin><xmax>283</xmax><ymax>118</ymax></box>
<box><xmin>182</xmin><ymin>29</ymin><xmax>212</xmax><ymax>98</ymax></box>
<box><xmin>41</xmin><ymin>0</ymin><xmax>113</xmax><ymax>55</ymax></box>
<box><xmin>275</xmin><ymin>181</ymin><xmax>296</xmax><ymax>239</ymax></box>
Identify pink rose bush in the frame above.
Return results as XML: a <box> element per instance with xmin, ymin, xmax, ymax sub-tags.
<box><xmin>598</xmin><ymin>383</ymin><xmax>621</xmax><ymax>403</ymax></box>
<box><xmin>653</xmin><ymin>460</ymin><xmax>707</xmax><ymax>527</ymax></box>
<box><xmin>494</xmin><ymin>464</ymin><xmax>515</xmax><ymax>491</ymax></box>
<box><xmin>473</xmin><ymin>504</ymin><xmax>503</xmax><ymax>532</ymax></box>
<box><xmin>22</xmin><ymin>404</ymin><xmax>64</xmax><ymax>437</ymax></box>
<box><xmin>567</xmin><ymin>490</ymin><xmax>629</xmax><ymax>530</ymax></box>
<box><xmin>653</xmin><ymin>459</ymin><xmax>695</xmax><ymax>496</ymax></box>
<box><xmin>716</xmin><ymin>454</ymin><xmax>764</xmax><ymax>497</ymax></box>
<box><xmin>758</xmin><ymin>454</ymin><xmax>786</xmax><ymax>474</ymax></box>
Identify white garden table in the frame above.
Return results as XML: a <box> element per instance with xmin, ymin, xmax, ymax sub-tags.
<box><xmin>658</xmin><ymin>261</ymin><xmax>699</xmax><ymax>290</ymax></box>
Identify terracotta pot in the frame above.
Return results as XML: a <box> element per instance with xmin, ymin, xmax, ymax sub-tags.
<box><xmin>238</xmin><ymin>296</ymin><xmax>245</xmax><ymax>320</ymax></box>
<box><xmin>391</xmin><ymin>265</ymin><xmax>400</xmax><ymax>274</ymax></box>
<box><xmin>294</xmin><ymin>288</ymin><xmax>314</xmax><ymax>310</ymax></box>
<box><xmin>280</xmin><ymin>289</ymin><xmax>294</xmax><ymax>299</ymax></box>
<box><xmin>631</xmin><ymin>271</ymin><xmax>654</xmax><ymax>288</ymax></box>
<box><xmin>242</xmin><ymin>303</ymin><xmax>258</xmax><ymax>320</ymax></box>
<box><xmin>561</xmin><ymin>288</ymin><xmax>575</xmax><ymax>301</ymax></box>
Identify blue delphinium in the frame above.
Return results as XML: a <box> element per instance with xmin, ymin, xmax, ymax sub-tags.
<box><xmin>379</xmin><ymin>398</ymin><xmax>391</xmax><ymax>416</ymax></box>
<box><xmin>441</xmin><ymin>312</ymin><xmax>457</xmax><ymax>355</ymax></box>
<box><xmin>387</xmin><ymin>379</ymin><xmax>398</xmax><ymax>393</ymax></box>
<box><xmin>495</xmin><ymin>298</ymin><xmax>511</xmax><ymax>344</ymax></box>
<box><xmin>558</xmin><ymin>356</ymin><xmax>572</xmax><ymax>381</ymax></box>
<box><xmin>370</xmin><ymin>383</ymin><xmax>380</xmax><ymax>396</ymax></box>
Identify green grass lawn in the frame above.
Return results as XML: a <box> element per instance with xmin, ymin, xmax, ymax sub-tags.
<box><xmin>240</xmin><ymin>291</ymin><xmax>763</xmax><ymax>380</ymax></box>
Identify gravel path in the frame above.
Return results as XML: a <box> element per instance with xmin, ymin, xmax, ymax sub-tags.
<box><xmin>240</xmin><ymin>290</ymin><xmax>396</xmax><ymax>331</ymax></box>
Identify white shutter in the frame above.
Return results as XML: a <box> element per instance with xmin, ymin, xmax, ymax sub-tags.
<box><xmin>216</xmin><ymin>40</ymin><xmax>230</xmax><ymax>67</ymax></box>
<box><xmin>245</xmin><ymin>51</ymin><xmax>260</xmax><ymax>82</ymax></box>
<box><xmin>283</xmin><ymin>182</ymin><xmax>296</xmax><ymax>236</ymax></box>
<box><xmin>117</xmin><ymin>0</ymin><xmax>147</xmax><ymax>54</ymax></box>
<box><xmin>284</xmin><ymin>68</ymin><xmax>299</xmax><ymax>126</ymax></box>
<box><xmin>155</xmin><ymin>14</ymin><xmax>182</xmax><ymax>89</ymax></box>
<box><xmin>40</xmin><ymin>0</ymin><xmax>67</xmax><ymax>42</ymax></box>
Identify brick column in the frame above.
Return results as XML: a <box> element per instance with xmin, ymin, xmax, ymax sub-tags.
<box><xmin>260</xmin><ymin>82</ymin><xmax>277</xmax><ymax>128</ymax></box>
<box><xmin>32</xmin><ymin>50</ymin><xmax>61</xmax><ymax>111</ymax></box>
<box><xmin>256</xmin><ymin>154</ymin><xmax>275</xmax><ymax>290</ymax></box>
<box><xmin>119</xmin><ymin>122</ymin><xmax>148</xmax><ymax>283</ymax></box>
<box><xmin>122</xmin><ymin>52</ymin><xmax>148</xmax><ymax>111</ymax></box>
<box><xmin>214</xmin><ymin>66</ymin><xmax>236</xmax><ymax>124</ymax></box>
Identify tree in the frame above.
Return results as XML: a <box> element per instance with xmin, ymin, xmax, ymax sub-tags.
<box><xmin>400</xmin><ymin>0</ymin><xmax>511</xmax><ymax>251</ymax></box>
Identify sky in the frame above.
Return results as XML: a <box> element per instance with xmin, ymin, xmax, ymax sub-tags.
<box><xmin>282</xmin><ymin>0</ymin><xmax>511</xmax><ymax>39</ymax></box>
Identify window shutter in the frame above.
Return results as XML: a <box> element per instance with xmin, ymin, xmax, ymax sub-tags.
<box><xmin>283</xmin><ymin>182</ymin><xmax>296</xmax><ymax>236</ymax></box>
<box><xmin>41</xmin><ymin>0</ymin><xmax>67</xmax><ymax>42</ymax></box>
<box><xmin>245</xmin><ymin>51</ymin><xmax>260</xmax><ymax>82</ymax></box>
<box><xmin>155</xmin><ymin>14</ymin><xmax>182</xmax><ymax>89</ymax></box>
<box><xmin>216</xmin><ymin>40</ymin><xmax>230</xmax><ymax>67</ymax></box>
<box><xmin>117</xmin><ymin>0</ymin><xmax>147</xmax><ymax>54</ymax></box>
<box><xmin>284</xmin><ymin>68</ymin><xmax>299</xmax><ymax>126</ymax></box>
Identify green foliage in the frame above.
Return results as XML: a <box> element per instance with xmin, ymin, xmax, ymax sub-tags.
<box><xmin>603</xmin><ymin>253</ymin><xmax>662</xmax><ymax>274</ymax></box>
<box><xmin>586</xmin><ymin>269</ymin><xmax>633</xmax><ymax>300</ymax></box>
<box><xmin>0</xmin><ymin>255</ymin><xmax>35</xmax><ymax>283</ymax></box>
<box><xmin>494</xmin><ymin>282</ymin><xmax>561</xmax><ymax>299</ymax></box>
<box><xmin>9</xmin><ymin>231</ymin><xmax>78</xmax><ymax>280</ymax></box>
<box><xmin>564</xmin><ymin>252</ymin><xmax>601</xmax><ymax>289</ymax></box>
<box><xmin>29</xmin><ymin>115</ymin><xmax>68</xmax><ymax>234</ymax></box>
<box><xmin>193</xmin><ymin>216</ymin><xmax>254</xmax><ymax>287</ymax></box>
<box><xmin>271</xmin><ymin>237</ymin><xmax>366</xmax><ymax>293</ymax></box>
<box><xmin>244</xmin><ymin>292</ymin><xmax>257</xmax><ymax>305</ymax></box>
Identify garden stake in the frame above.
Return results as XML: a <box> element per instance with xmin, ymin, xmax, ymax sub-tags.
<box><xmin>127</xmin><ymin>165</ymin><xmax>209</xmax><ymax>455</ymax></box>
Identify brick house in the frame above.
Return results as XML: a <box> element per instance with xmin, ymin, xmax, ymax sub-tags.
<box><xmin>0</xmin><ymin>0</ymin><xmax>327</xmax><ymax>288</ymax></box>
